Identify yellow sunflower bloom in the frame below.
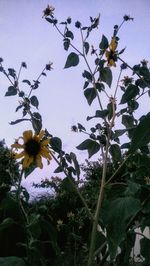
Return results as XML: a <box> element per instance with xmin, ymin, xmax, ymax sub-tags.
<box><xmin>11</xmin><ymin>130</ymin><xmax>53</xmax><ymax>169</ymax></box>
<box><xmin>105</xmin><ymin>37</ymin><xmax>118</xmax><ymax>67</ymax></box>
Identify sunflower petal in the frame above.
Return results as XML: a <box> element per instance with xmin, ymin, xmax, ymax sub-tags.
<box><xmin>35</xmin><ymin>154</ymin><xmax>43</xmax><ymax>169</ymax></box>
<box><xmin>110</xmin><ymin>37</ymin><xmax>117</xmax><ymax>51</ymax></box>
<box><xmin>41</xmin><ymin>139</ymin><xmax>49</xmax><ymax>146</ymax></box>
<box><xmin>11</xmin><ymin>143</ymin><xmax>24</xmax><ymax>149</ymax></box>
<box><xmin>38</xmin><ymin>130</ymin><xmax>45</xmax><ymax>139</ymax></box>
<box><xmin>23</xmin><ymin>154</ymin><xmax>33</xmax><ymax>168</ymax></box>
<box><xmin>14</xmin><ymin>151</ymin><xmax>25</xmax><ymax>159</ymax></box>
<box><xmin>23</xmin><ymin>130</ymin><xmax>33</xmax><ymax>143</ymax></box>
<box><xmin>40</xmin><ymin>148</ymin><xmax>52</xmax><ymax>160</ymax></box>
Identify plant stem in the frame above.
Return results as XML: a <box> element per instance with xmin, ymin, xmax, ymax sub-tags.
<box><xmin>87</xmin><ymin>100</ymin><xmax>116</xmax><ymax>266</ymax></box>
<box><xmin>51</xmin><ymin>152</ymin><xmax>93</xmax><ymax>221</ymax></box>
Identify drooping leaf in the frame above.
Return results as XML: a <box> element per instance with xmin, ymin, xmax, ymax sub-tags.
<box><xmin>5</xmin><ymin>86</ymin><xmax>17</xmax><ymax>96</ymax></box>
<box><xmin>84</xmin><ymin>41</ymin><xmax>90</xmax><ymax>55</ymax></box>
<box><xmin>76</xmin><ymin>139</ymin><xmax>100</xmax><ymax>158</ymax></box>
<box><xmin>100</xmin><ymin>67</ymin><xmax>112</xmax><ymax>87</ymax></box>
<box><xmin>70</xmin><ymin>152</ymin><xmax>80</xmax><ymax>179</ymax></box>
<box><xmin>9</xmin><ymin>118</ymin><xmax>30</xmax><ymax>125</ymax></box>
<box><xmin>31</xmin><ymin>112</ymin><xmax>42</xmax><ymax>134</ymax></box>
<box><xmin>84</xmin><ymin>87</ymin><xmax>97</xmax><ymax>105</ymax></box>
<box><xmin>50</xmin><ymin>137</ymin><xmax>62</xmax><ymax>153</ymax></box>
<box><xmin>120</xmin><ymin>84</ymin><xmax>139</xmax><ymax>104</ymax></box>
<box><xmin>99</xmin><ymin>34</ymin><xmax>109</xmax><ymax>50</ymax></box>
<box><xmin>109</xmin><ymin>144</ymin><xmax>121</xmax><ymax>162</ymax></box>
<box><xmin>22</xmin><ymin>79</ymin><xmax>31</xmax><ymax>86</ymax></box>
<box><xmin>30</xmin><ymin>95</ymin><xmax>39</xmax><ymax>109</ymax></box>
<box><xmin>130</xmin><ymin>113</ymin><xmax>150</xmax><ymax>152</ymax></box>
<box><xmin>64</xmin><ymin>52</ymin><xmax>79</xmax><ymax>68</ymax></box>
<box><xmin>63</xmin><ymin>38</ymin><xmax>70</xmax><ymax>51</ymax></box>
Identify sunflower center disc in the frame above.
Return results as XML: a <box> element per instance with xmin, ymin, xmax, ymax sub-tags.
<box><xmin>25</xmin><ymin>139</ymin><xmax>41</xmax><ymax>156</ymax></box>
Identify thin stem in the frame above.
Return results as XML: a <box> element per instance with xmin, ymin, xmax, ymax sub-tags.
<box><xmin>105</xmin><ymin>154</ymin><xmax>130</xmax><ymax>186</ymax></box>
<box><xmin>87</xmin><ymin>100</ymin><xmax>116</xmax><ymax>266</ymax></box>
<box><xmin>54</xmin><ymin>24</ymin><xmax>83</xmax><ymax>56</ymax></box>
<box><xmin>17</xmin><ymin>64</ymin><xmax>22</xmax><ymax>81</ymax></box>
<box><xmin>28</xmin><ymin>66</ymin><xmax>46</xmax><ymax>98</ymax></box>
<box><xmin>114</xmin><ymin>69</ymin><xmax>122</xmax><ymax>99</ymax></box>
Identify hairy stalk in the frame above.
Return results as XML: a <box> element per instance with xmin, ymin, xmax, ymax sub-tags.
<box><xmin>87</xmin><ymin>101</ymin><xmax>116</xmax><ymax>266</ymax></box>
<box><xmin>51</xmin><ymin>152</ymin><xmax>93</xmax><ymax>221</ymax></box>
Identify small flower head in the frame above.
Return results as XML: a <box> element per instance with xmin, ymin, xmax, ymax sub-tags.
<box><xmin>121</xmin><ymin>76</ymin><xmax>134</xmax><ymax>86</ymax></box>
<box><xmin>141</xmin><ymin>59</ymin><xmax>148</xmax><ymax>67</ymax></box>
<box><xmin>57</xmin><ymin>219</ymin><xmax>63</xmax><ymax>230</ymax></box>
<box><xmin>105</xmin><ymin>37</ymin><xmax>118</xmax><ymax>67</ymax></box>
<box><xmin>22</xmin><ymin>62</ymin><xmax>27</xmax><ymax>68</ymax></box>
<box><xmin>46</xmin><ymin>62</ymin><xmax>53</xmax><ymax>71</ymax></box>
<box><xmin>75</xmin><ymin>21</ymin><xmax>81</xmax><ymax>28</ymax></box>
<box><xmin>11</xmin><ymin>130</ymin><xmax>53</xmax><ymax>169</ymax></box>
<box><xmin>43</xmin><ymin>5</ymin><xmax>55</xmax><ymax>18</ymax></box>
<box><xmin>120</xmin><ymin>62</ymin><xmax>127</xmax><ymax>70</ymax></box>
<box><xmin>71</xmin><ymin>125</ymin><xmax>78</xmax><ymax>132</ymax></box>
<box><xmin>145</xmin><ymin>177</ymin><xmax>150</xmax><ymax>185</ymax></box>
<box><xmin>67</xmin><ymin>211</ymin><xmax>75</xmax><ymax>219</ymax></box>
<box><xmin>123</xmin><ymin>15</ymin><xmax>134</xmax><ymax>21</ymax></box>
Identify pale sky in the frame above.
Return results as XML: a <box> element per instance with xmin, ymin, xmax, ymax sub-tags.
<box><xmin>0</xmin><ymin>0</ymin><xmax>150</xmax><ymax>195</ymax></box>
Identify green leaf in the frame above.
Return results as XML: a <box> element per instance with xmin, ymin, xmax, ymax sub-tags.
<box><xmin>0</xmin><ymin>257</ymin><xmax>25</xmax><ymax>266</ymax></box>
<box><xmin>120</xmin><ymin>84</ymin><xmax>139</xmax><ymax>104</ymax></box>
<box><xmin>5</xmin><ymin>86</ymin><xmax>17</xmax><ymax>96</ymax></box>
<box><xmin>76</xmin><ymin>139</ymin><xmax>100</xmax><ymax>158</ymax></box>
<box><xmin>103</xmin><ymin>196</ymin><xmax>141</xmax><ymax>259</ymax></box>
<box><xmin>50</xmin><ymin>137</ymin><xmax>62</xmax><ymax>153</ymax></box>
<box><xmin>99</xmin><ymin>34</ymin><xmax>109</xmax><ymax>50</ymax></box>
<box><xmin>100</xmin><ymin>67</ymin><xmax>112</xmax><ymax>87</ymax></box>
<box><xmin>24</xmin><ymin>163</ymin><xmax>36</xmax><ymax>178</ymax></box>
<box><xmin>130</xmin><ymin>113</ymin><xmax>150</xmax><ymax>152</ymax></box>
<box><xmin>84</xmin><ymin>87</ymin><xmax>97</xmax><ymax>105</ymax></box>
<box><xmin>70</xmin><ymin>152</ymin><xmax>80</xmax><ymax>179</ymax></box>
<box><xmin>22</xmin><ymin>79</ymin><xmax>31</xmax><ymax>85</ymax></box>
<box><xmin>113</xmin><ymin>129</ymin><xmax>127</xmax><ymax>139</ymax></box>
<box><xmin>30</xmin><ymin>95</ymin><xmax>39</xmax><ymax>109</ymax></box>
<box><xmin>65</xmin><ymin>30</ymin><xmax>74</xmax><ymax>40</ymax></box>
<box><xmin>95</xmin><ymin>110</ymin><xmax>108</xmax><ymax>118</ymax></box>
<box><xmin>31</xmin><ymin>112</ymin><xmax>42</xmax><ymax>134</ymax></box>
<box><xmin>84</xmin><ymin>42</ymin><xmax>90</xmax><ymax>55</ymax></box>
<box><xmin>63</xmin><ymin>38</ymin><xmax>70</xmax><ymax>51</ymax></box>
<box><xmin>82</xmin><ymin>70</ymin><xmax>92</xmax><ymax>81</ymax></box>
<box><xmin>122</xmin><ymin>115</ymin><xmax>134</xmax><ymax>128</ymax></box>
<box><xmin>109</xmin><ymin>144</ymin><xmax>121</xmax><ymax>162</ymax></box>
<box><xmin>64</xmin><ymin>52</ymin><xmax>79</xmax><ymax>68</ymax></box>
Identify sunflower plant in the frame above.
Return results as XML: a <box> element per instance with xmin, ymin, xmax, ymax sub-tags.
<box><xmin>0</xmin><ymin>4</ymin><xmax>150</xmax><ymax>266</ymax></box>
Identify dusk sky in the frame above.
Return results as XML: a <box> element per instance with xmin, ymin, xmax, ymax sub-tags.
<box><xmin>0</xmin><ymin>0</ymin><xmax>150</xmax><ymax>195</ymax></box>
